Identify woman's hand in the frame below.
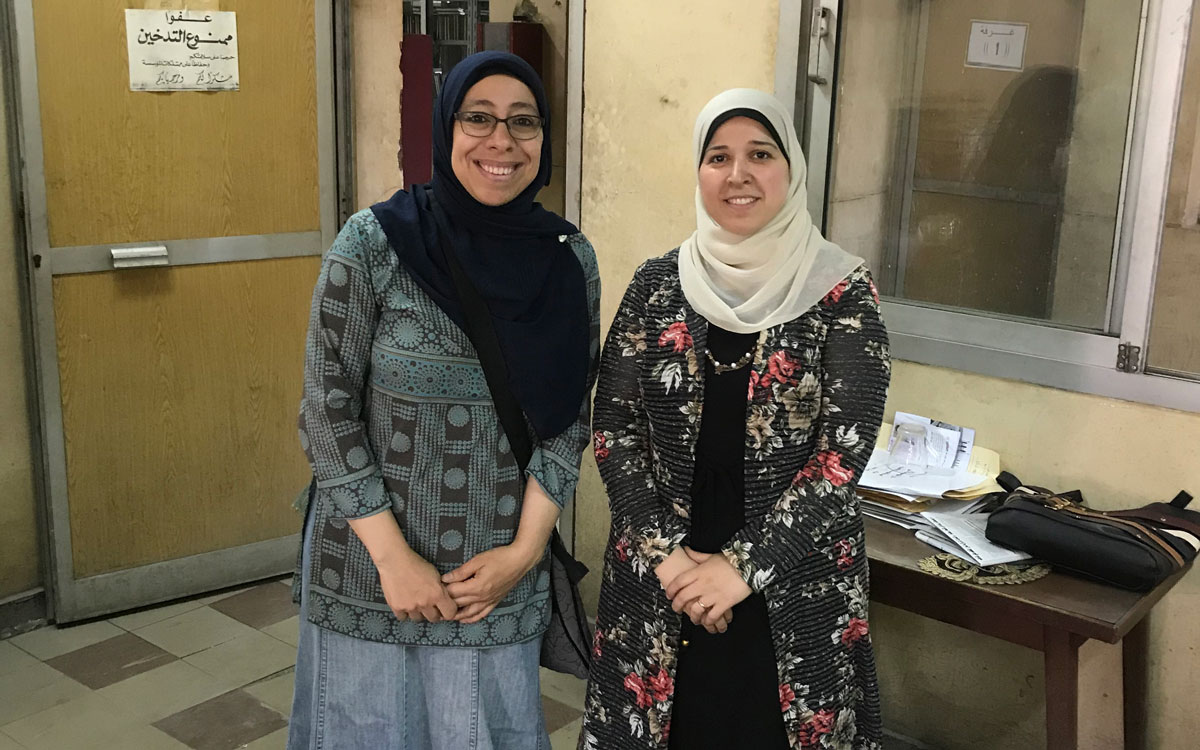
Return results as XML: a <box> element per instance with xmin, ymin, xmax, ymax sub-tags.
<box><xmin>444</xmin><ymin>478</ymin><xmax>560</xmax><ymax>624</ymax></box>
<box><xmin>658</xmin><ymin>547</ymin><xmax>735</xmax><ymax>634</ymax></box>
<box><xmin>375</xmin><ymin>548</ymin><xmax>459</xmax><ymax>623</ymax></box>
<box><xmin>443</xmin><ymin>543</ymin><xmax>542</xmax><ymax>623</ymax></box>
<box><xmin>654</xmin><ymin>547</ymin><xmax>698</xmax><ymax>589</ymax></box>
<box><xmin>349</xmin><ymin>512</ymin><xmax>457</xmax><ymax>623</ymax></box>
<box><xmin>664</xmin><ymin>554</ymin><xmax>752</xmax><ymax>630</ymax></box>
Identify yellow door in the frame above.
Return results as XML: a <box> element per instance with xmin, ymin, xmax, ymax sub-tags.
<box><xmin>15</xmin><ymin>0</ymin><xmax>340</xmax><ymax>621</ymax></box>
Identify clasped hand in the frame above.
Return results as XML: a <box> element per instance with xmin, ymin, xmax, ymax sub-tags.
<box><xmin>656</xmin><ymin>547</ymin><xmax>752</xmax><ymax>635</ymax></box>
<box><xmin>442</xmin><ymin>542</ymin><xmax>541</xmax><ymax>624</ymax></box>
<box><xmin>376</xmin><ymin>543</ymin><xmax>539</xmax><ymax>625</ymax></box>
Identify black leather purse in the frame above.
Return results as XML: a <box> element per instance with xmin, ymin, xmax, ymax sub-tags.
<box><xmin>434</xmin><ymin>210</ymin><xmax>593</xmax><ymax>678</ymax></box>
<box><xmin>985</xmin><ymin>472</ymin><xmax>1198</xmax><ymax>591</ymax></box>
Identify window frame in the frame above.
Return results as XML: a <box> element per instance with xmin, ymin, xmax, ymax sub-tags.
<box><xmin>781</xmin><ymin>0</ymin><xmax>1200</xmax><ymax>413</ymax></box>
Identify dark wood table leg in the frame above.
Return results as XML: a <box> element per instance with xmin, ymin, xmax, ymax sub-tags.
<box><xmin>1123</xmin><ymin>617</ymin><xmax>1150</xmax><ymax>750</ymax></box>
<box><xmin>1044</xmin><ymin>627</ymin><xmax>1083</xmax><ymax>750</ymax></box>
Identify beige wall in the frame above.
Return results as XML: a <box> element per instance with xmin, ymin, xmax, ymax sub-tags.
<box><xmin>0</xmin><ymin>65</ymin><xmax>42</xmax><ymax>599</ymax></box>
<box><xmin>352</xmin><ymin>0</ymin><xmax>405</xmax><ymax>209</ymax></box>
<box><xmin>578</xmin><ymin>2</ymin><xmax>1200</xmax><ymax>748</ymax></box>
<box><xmin>577</xmin><ymin>0</ymin><xmax>780</xmax><ymax>603</ymax></box>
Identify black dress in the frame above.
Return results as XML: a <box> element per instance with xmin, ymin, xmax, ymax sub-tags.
<box><xmin>668</xmin><ymin>325</ymin><xmax>790</xmax><ymax>749</ymax></box>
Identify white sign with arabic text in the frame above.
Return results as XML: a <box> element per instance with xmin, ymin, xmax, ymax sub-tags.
<box><xmin>125</xmin><ymin>9</ymin><xmax>239</xmax><ymax>91</ymax></box>
<box><xmin>965</xmin><ymin>20</ymin><xmax>1028</xmax><ymax>72</ymax></box>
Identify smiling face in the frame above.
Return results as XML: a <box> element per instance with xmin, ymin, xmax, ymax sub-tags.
<box><xmin>698</xmin><ymin>116</ymin><xmax>790</xmax><ymax>237</ymax></box>
<box><xmin>450</xmin><ymin>74</ymin><xmax>543</xmax><ymax>206</ymax></box>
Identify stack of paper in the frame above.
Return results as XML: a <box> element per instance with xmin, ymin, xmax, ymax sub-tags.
<box><xmin>856</xmin><ymin>412</ymin><xmax>1028</xmax><ymax>566</ymax></box>
<box><xmin>862</xmin><ymin>413</ymin><xmax>991</xmax><ymax>497</ymax></box>
<box><xmin>861</xmin><ymin>493</ymin><xmax>991</xmax><ymax>531</ymax></box>
<box><xmin>915</xmin><ymin>515</ymin><xmax>1032</xmax><ymax>567</ymax></box>
<box><xmin>860</xmin><ymin>450</ymin><xmax>987</xmax><ymax>497</ymax></box>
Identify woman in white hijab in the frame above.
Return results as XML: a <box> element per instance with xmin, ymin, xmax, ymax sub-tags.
<box><xmin>582</xmin><ymin>89</ymin><xmax>891</xmax><ymax>749</ymax></box>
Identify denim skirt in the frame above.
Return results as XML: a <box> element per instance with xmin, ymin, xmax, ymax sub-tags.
<box><xmin>286</xmin><ymin>512</ymin><xmax>550</xmax><ymax>749</ymax></box>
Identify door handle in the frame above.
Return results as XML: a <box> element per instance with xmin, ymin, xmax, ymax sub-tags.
<box><xmin>807</xmin><ymin>4</ymin><xmax>831</xmax><ymax>85</ymax></box>
<box><xmin>110</xmin><ymin>245</ymin><xmax>168</xmax><ymax>269</ymax></box>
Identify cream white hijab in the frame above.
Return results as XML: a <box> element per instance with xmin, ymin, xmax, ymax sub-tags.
<box><xmin>678</xmin><ymin>89</ymin><xmax>863</xmax><ymax>334</ymax></box>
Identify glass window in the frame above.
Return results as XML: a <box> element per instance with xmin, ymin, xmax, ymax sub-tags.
<box><xmin>826</xmin><ymin>0</ymin><xmax>1144</xmax><ymax>331</ymax></box>
<box><xmin>1147</xmin><ymin>11</ymin><xmax>1200</xmax><ymax>379</ymax></box>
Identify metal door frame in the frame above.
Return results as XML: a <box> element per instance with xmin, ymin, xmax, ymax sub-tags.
<box><xmin>11</xmin><ymin>0</ymin><xmax>349</xmax><ymax>621</ymax></box>
<box><xmin>1</xmin><ymin>0</ymin><xmax>53</xmax><ymax>625</ymax></box>
<box><xmin>805</xmin><ymin>0</ymin><xmax>841</xmax><ymax>232</ymax></box>
<box><xmin>774</xmin><ymin>0</ymin><xmax>841</xmax><ymax>232</ymax></box>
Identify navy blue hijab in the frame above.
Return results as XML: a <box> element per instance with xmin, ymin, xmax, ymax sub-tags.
<box><xmin>371</xmin><ymin>52</ymin><xmax>588</xmax><ymax>441</ymax></box>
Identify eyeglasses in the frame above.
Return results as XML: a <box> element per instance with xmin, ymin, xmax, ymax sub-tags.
<box><xmin>453</xmin><ymin>111</ymin><xmax>544</xmax><ymax>140</ymax></box>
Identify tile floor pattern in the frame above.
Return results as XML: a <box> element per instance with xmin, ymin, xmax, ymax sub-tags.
<box><xmin>0</xmin><ymin>578</ymin><xmax>924</xmax><ymax>749</ymax></box>
<box><xmin>0</xmin><ymin>577</ymin><xmax>587</xmax><ymax>750</ymax></box>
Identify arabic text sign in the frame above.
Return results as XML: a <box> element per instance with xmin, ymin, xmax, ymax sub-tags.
<box><xmin>126</xmin><ymin>9</ymin><xmax>239</xmax><ymax>91</ymax></box>
<box><xmin>965</xmin><ymin>21</ymin><xmax>1028</xmax><ymax>72</ymax></box>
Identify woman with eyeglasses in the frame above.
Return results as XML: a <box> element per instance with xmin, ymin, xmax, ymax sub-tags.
<box><xmin>580</xmin><ymin>89</ymin><xmax>890</xmax><ymax>749</ymax></box>
<box><xmin>287</xmin><ymin>52</ymin><xmax>598</xmax><ymax>749</ymax></box>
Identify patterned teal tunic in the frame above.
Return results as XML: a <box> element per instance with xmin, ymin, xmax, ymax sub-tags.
<box><xmin>296</xmin><ymin>209</ymin><xmax>600</xmax><ymax>648</ymax></box>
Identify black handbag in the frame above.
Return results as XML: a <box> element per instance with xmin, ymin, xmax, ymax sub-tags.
<box><xmin>434</xmin><ymin>209</ymin><xmax>594</xmax><ymax>678</ymax></box>
<box><xmin>985</xmin><ymin>472</ymin><xmax>1198</xmax><ymax>591</ymax></box>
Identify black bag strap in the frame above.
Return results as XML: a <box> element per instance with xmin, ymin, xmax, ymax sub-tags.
<box><xmin>432</xmin><ymin>205</ymin><xmax>588</xmax><ymax>585</ymax></box>
<box><xmin>997</xmin><ymin>471</ymin><xmax>1082</xmax><ymax>505</ymax></box>
<box><xmin>432</xmin><ymin>211</ymin><xmax>534</xmax><ymax>473</ymax></box>
<box><xmin>996</xmin><ymin>471</ymin><xmax>1023</xmax><ymax>494</ymax></box>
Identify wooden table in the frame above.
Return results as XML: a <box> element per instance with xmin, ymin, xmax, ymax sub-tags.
<box><xmin>864</xmin><ymin>517</ymin><xmax>1188</xmax><ymax>750</ymax></box>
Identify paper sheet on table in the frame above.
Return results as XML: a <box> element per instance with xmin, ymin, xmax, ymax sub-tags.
<box><xmin>873</xmin><ymin>423</ymin><xmax>1002</xmax><ymax>499</ymax></box>
<box><xmin>859</xmin><ymin>490</ymin><xmax>939</xmax><ymax>513</ymax></box>
<box><xmin>860</xmin><ymin>449</ymin><xmax>987</xmax><ymax>496</ymax></box>
<box><xmin>862</xmin><ymin>495</ymin><xmax>990</xmax><ymax>534</ymax></box>
<box><xmin>966</xmin><ymin>446</ymin><xmax>999</xmax><ymax>477</ymax></box>
<box><xmin>864</xmin><ymin>509</ymin><xmax>927</xmax><ymax>531</ymax></box>
<box><xmin>918</xmin><ymin>515</ymin><xmax>1031</xmax><ymax>566</ymax></box>
<box><xmin>944</xmin><ymin>446</ymin><xmax>1004</xmax><ymax>498</ymax></box>
<box><xmin>921</xmin><ymin>496</ymin><xmax>991</xmax><ymax>517</ymax></box>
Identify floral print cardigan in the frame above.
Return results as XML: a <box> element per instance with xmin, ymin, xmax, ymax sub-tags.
<box><xmin>580</xmin><ymin>250</ymin><xmax>891</xmax><ymax>750</ymax></box>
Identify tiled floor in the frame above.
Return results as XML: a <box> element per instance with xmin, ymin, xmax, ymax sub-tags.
<box><xmin>0</xmin><ymin>580</ymin><xmax>924</xmax><ymax>749</ymax></box>
<box><xmin>0</xmin><ymin>578</ymin><xmax>586</xmax><ymax>750</ymax></box>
